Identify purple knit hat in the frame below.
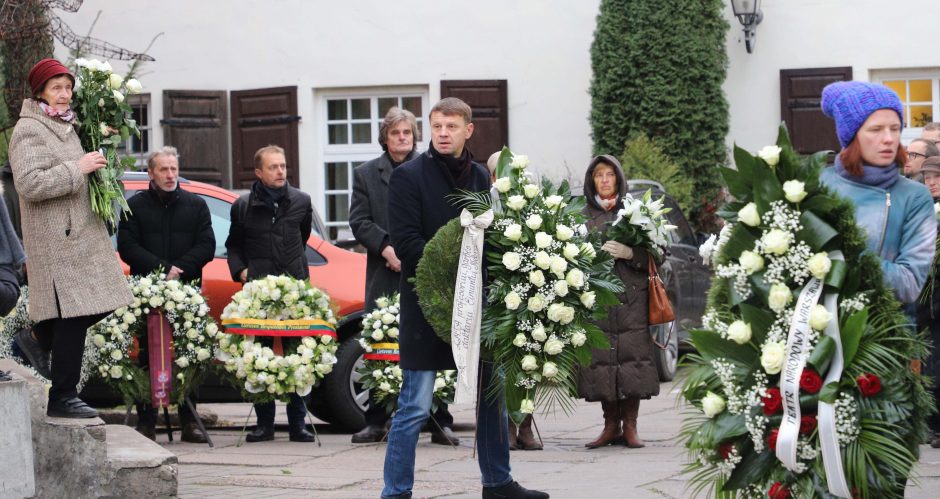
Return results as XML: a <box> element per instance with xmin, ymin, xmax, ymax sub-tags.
<box><xmin>820</xmin><ymin>81</ymin><xmax>904</xmax><ymax>148</ymax></box>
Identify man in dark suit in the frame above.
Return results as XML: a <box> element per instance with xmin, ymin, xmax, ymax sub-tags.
<box><xmin>381</xmin><ymin>98</ymin><xmax>548</xmax><ymax>499</ymax></box>
<box><xmin>348</xmin><ymin>107</ymin><xmax>459</xmax><ymax>445</ymax></box>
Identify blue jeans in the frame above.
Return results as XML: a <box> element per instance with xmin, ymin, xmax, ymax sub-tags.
<box><xmin>382</xmin><ymin>361</ymin><xmax>512</xmax><ymax>498</ymax></box>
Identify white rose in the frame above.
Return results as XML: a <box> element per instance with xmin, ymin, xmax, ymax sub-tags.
<box><xmin>186</xmin><ymin>329</ymin><xmax>198</xmax><ymax>339</ymax></box>
<box><xmin>506</xmin><ymin>195</ymin><xmax>526</xmax><ymax>211</ymax></box>
<box><xmin>563</xmin><ymin>243</ymin><xmax>580</xmax><ymax>261</ymax></box>
<box><xmin>110</xmin><ymin>350</ymin><xmax>123</xmax><ymax>361</ymax></box>
<box><xmin>809</xmin><ymin>305</ymin><xmax>832</xmax><ymax>331</ymax></box>
<box><xmin>382</xmin><ymin>313</ymin><xmax>395</xmax><ymax>324</ymax></box>
<box><xmin>125</xmin><ymin>78</ymin><xmax>143</xmax><ymax>94</ymax></box>
<box><xmin>534</xmin><ymin>251</ymin><xmax>552</xmax><ymax>270</ymax></box>
<box><xmin>525</xmin><ymin>214</ymin><xmax>543</xmax><ymax>230</ymax></box>
<box><xmin>512</xmin><ymin>333</ymin><xmax>528</xmax><ymax>347</ymax></box>
<box><xmin>554</xmin><ymin>279</ymin><xmax>569</xmax><ymax>297</ymax></box>
<box><xmin>176</xmin><ymin>357</ymin><xmax>190</xmax><ymax>368</ymax></box>
<box><xmin>108</xmin><ymin>73</ymin><xmax>124</xmax><ymax>89</ymax></box>
<box><xmin>529</xmin><ymin>270</ymin><xmax>546</xmax><ymax>287</ymax></box>
<box><xmin>768</xmin><ymin>283</ymin><xmax>792</xmax><ymax>313</ymax></box>
<box><xmin>523</xmin><ymin>183</ymin><xmax>540</xmax><ymax>199</ymax></box>
<box><xmin>760</xmin><ymin>341</ymin><xmax>786</xmax><ymax>375</ymax></box>
<box><xmin>570</xmin><ymin>331</ymin><xmax>587</xmax><ymax>347</ymax></box>
<box><xmin>375</xmin><ymin>296</ymin><xmax>389</xmax><ymax>309</ymax></box>
<box><xmin>738</xmin><ymin>250</ymin><xmax>765</xmax><ymax>274</ymax></box>
<box><xmin>109</xmin><ymin>365</ymin><xmax>124</xmax><ymax>379</ymax></box>
<box><xmin>531</xmin><ymin>323</ymin><xmax>547</xmax><ymax>342</ymax></box>
<box><xmin>726</xmin><ymin>320</ymin><xmax>752</xmax><ymax>345</ymax></box>
<box><xmin>520</xmin><ymin>398</ymin><xmax>535</xmax><ymax>414</ymax></box>
<box><xmin>549</xmin><ymin>256</ymin><xmax>568</xmax><ymax>277</ymax></box>
<box><xmin>807</xmin><ymin>252</ymin><xmax>832</xmax><ymax>280</ymax></box>
<box><xmin>97</xmin><ymin>98</ymin><xmax>105</xmax><ymax>107</ymax></box>
<box><xmin>520</xmin><ymin>354</ymin><xmax>538</xmax><ymax>371</ymax></box>
<box><xmin>494</xmin><ymin>176</ymin><xmax>511</xmax><ymax>193</ymax></box>
<box><xmin>112</xmin><ymin>89</ymin><xmax>124</xmax><ymax>103</ymax></box>
<box><xmin>544</xmin><ymin>338</ymin><xmax>564</xmax><ymax>355</ymax></box>
<box><xmin>502</xmin><ymin>252</ymin><xmax>522</xmax><ymax>271</ymax></box>
<box><xmin>527</xmin><ymin>294</ymin><xmax>547</xmax><ymax>313</ymax></box>
<box><xmin>565</xmin><ymin>268</ymin><xmax>585</xmax><ymax>289</ymax></box>
<box><xmin>504</xmin><ymin>224</ymin><xmax>523</xmax><ymax>241</ymax></box>
<box><xmin>196</xmin><ymin>348</ymin><xmax>211</xmax><ymax>361</ymax></box>
<box><xmin>511</xmin><ymin>155</ymin><xmax>530</xmax><ymax>169</ymax></box>
<box><xmin>387</xmin><ymin>327</ymin><xmax>399</xmax><ymax>338</ymax></box>
<box><xmin>372</xmin><ymin>369</ymin><xmax>384</xmax><ymax>379</ymax></box>
<box><xmin>544</xmin><ymin>195</ymin><xmax>564</xmax><ymax>209</ymax></box>
<box><xmin>701</xmin><ymin>391</ymin><xmax>727</xmax><ymax>418</ymax></box>
<box><xmin>782</xmin><ymin>180</ymin><xmax>807</xmax><ymax>203</ymax></box>
<box><xmin>556</xmin><ymin>224</ymin><xmax>574</xmax><ymax>241</ymax></box>
<box><xmin>99</xmin><ymin>122</ymin><xmax>111</xmax><ymax>136</ymax></box>
<box><xmin>254</xmin><ymin>358</ymin><xmax>269</xmax><ymax>370</ymax></box>
<box><xmin>535</xmin><ymin>232</ymin><xmax>553</xmax><ymax>249</ymax></box>
<box><xmin>542</xmin><ymin>361</ymin><xmax>559</xmax><ymax>378</ymax></box>
<box><xmin>757</xmin><ymin>145</ymin><xmax>782</xmax><ymax>166</ymax></box>
<box><xmin>379</xmin><ymin>382</ymin><xmax>392</xmax><ymax>392</ymax></box>
<box><xmin>371</xmin><ymin>329</ymin><xmax>384</xmax><ymax>341</ymax></box>
<box><xmin>504</xmin><ymin>291</ymin><xmax>522</xmax><ymax>310</ymax></box>
<box><xmin>580</xmin><ymin>291</ymin><xmax>596</xmax><ymax>309</ymax></box>
<box><xmin>93</xmin><ymin>334</ymin><xmax>106</xmax><ymax>348</ymax></box>
<box><xmin>738</xmin><ymin>202</ymin><xmax>761</xmax><ymax>227</ymax></box>
<box><xmin>559</xmin><ymin>306</ymin><xmax>575</xmax><ymax>324</ymax></box>
<box><xmin>434</xmin><ymin>377</ymin><xmax>446</xmax><ymax>391</ymax></box>
<box><xmin>761</xmin><ymin>229</ymin><xmax>791</xmax><ymax>256</ymax></box>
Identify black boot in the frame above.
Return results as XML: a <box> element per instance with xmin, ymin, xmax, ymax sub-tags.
<box><xmin>289</xmin><ymin>423</ymin><xmax>316</xmax><ymax>443</ymax></box>
<box><xmin>430</xmin><ymin>426</ymin><xmax>460</xmax><ymax>446</ymax></box>
<box><xmin>14</xmin><ymin>328</ymin><xmax>51</xmax><ymax>379</ymax></box>
<box><xmin>245</xmin><ymin>423</ymin><xmax>274</xmax><ymax>442</ymax></box>
<box><xmin>47</xmin><ymin>396</ymin><xmax>98</xmax><ymax>419</ymax></box>
<box><xmin>351</xmin><ymin>424</ymin><xmax>385</xmax><ymax>443</ymax></box>
<box><xmin>482</xmin><ymin>481</ymin><xmax>549</xmax><ymax>499</ymax></box>
<box><xmin>135</xmin><ymin>403</ymin><xmax>157</xmax><ymax>440</ymax></box>
<box><xmin>181</xmin><ymin>423</ymin><xmax>208</xmax><ymax>443</ymax></box>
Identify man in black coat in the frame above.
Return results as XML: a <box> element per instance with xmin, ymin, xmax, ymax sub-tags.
<box><xmin>381</xmin><ymin>98</ymin><xmax>548</xmax><ymax>499</ymax></box>
<box><xmin>225</xmin><ymin>144</ymin><xmax>316</xmax><ymax>443</ymax></box>
<box><xmin>348</xmin><ymin>107</ymin><xmax>458</xmax><ymax>445</ymax></box>
<box><xmin>117</xmin><ymin>146</ymin><xmax>215</xmax><ymax>443</ymax></box>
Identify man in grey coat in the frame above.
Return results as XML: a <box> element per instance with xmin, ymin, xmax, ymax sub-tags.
<box><xmin>348</xmin><ymin>107</ymin><xmax>458</xmax><ymax>445</ymax></box>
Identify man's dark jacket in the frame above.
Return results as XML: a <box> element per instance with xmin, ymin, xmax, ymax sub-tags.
<box><xmin>225</xmin><ymin>182</ymin><xmax>312</xmax><ymax>281</ymax></box>
<box><xmin>117</xmin><ymin>184</ymin><xmax>215</xmax><ymax>284</ymax></box>
<box><xmin>388</xmin><ymin>150</ymin><xmax>490</xmax><ymax>370</ymax></box>
<box><xmin>349</xmin><ymin>150</ymin><xmax>418</xmax><ymax>310</ymax></box>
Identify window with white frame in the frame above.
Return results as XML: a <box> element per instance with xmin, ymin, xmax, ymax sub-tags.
<box><xmin>119</xmin><ymin>93</ymin><xmax>151</xmax><ymax>168</ymax></box>
<box><xmin>319</xmin><ymin>89</ymin><xmax>428</xmax><ymax>241</ymax></box>
<box><xmin>874</xmin><ymin>69</ymin><xmax>940</xmax><ymax>140</ymax></box>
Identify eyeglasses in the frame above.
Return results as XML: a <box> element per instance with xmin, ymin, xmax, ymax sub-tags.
<box><xmin>909</xmin><ymin>151</ymin><xmax>928</xmax><ymax>160</ymax></box>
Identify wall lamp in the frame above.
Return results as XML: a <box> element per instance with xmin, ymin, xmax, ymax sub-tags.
<box><xmin>730</xmin><ymin>0</ymin><xmax>763</xmax><ymax>53</ymax></box>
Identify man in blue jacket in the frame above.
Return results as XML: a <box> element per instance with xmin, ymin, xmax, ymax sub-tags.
<box><xmin>382</xmin><ymin>98</ymin><xmax>548</xmax><ymax>499</ymax></box>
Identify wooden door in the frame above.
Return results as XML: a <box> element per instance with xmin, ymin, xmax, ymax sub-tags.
<box><xmin>230</xmin><ymin>86</ymin><xmax>300</xmax><ymax>189</ymax></box>
<box><xmin>780</xmin><ymin>67</ymin><xmax>853</xmax><ymax>154</ymax></box>
<box><xmin>440</xmin><ymin>80</ymin><xmax>508</xmax><ymax>160</ymax></box>
<box><xmin>161</xmin><ymin>90</ymin><xmax>230</xmax><ymax>186</ymax></box>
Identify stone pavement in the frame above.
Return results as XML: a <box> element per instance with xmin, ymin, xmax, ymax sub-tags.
<box><xmin>159</xmin><ymin>379</ymin><xmax>940</xmax><ymax>498</ymax></box>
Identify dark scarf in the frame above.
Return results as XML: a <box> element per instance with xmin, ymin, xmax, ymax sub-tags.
<box><xmin>429</xmin><ymin>143</ymin><xmax>473</xmax><ymax>189</ymax></box>
<box><xmin>387</xmin><ymin>152</ymin><xmax>408</xmax><ymax>169</ymax></box>
<box><xmin>834</xmin><ymin>156</ymin><xmax>900</xmax><ymax>190</ymax></box>
<box><xmin>149</xmin><ymin>181</ymin><xmax>179</xmax><ymax>206</ymax></box>
<box><xmin>253</xmin><ymin>180</ymin><xmax>288</xmax><ymax>213</ymax></box>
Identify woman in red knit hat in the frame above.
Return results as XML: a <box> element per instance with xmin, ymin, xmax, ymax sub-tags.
<box><xmin>9</xmin><ymin>58</ymin><xmax>133</xmax><ymax>418</ymax></box>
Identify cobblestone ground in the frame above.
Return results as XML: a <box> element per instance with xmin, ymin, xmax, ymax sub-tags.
<box><xmin>160</xmin><ymin>379</ymin><xmax>940</xmax><ymax>498</ymax></box>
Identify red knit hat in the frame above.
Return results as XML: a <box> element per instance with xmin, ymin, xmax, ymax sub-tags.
<box><xmin>27</xmin><ymin>58</ymin><xmax>75</xmax><ymax>96</ymax></box>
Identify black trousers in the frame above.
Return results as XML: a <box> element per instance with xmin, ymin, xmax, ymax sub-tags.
<box><xmin>34</xmin><ymin>311</ymin><xmax>108</xmax><ymax>400</ymax></box>
<box><xmin>364</xmin><ymin>393</ymin><xmax>455</xmax><ymax>428</ymax></box>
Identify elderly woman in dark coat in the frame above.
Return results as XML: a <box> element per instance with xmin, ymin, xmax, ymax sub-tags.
<box><xmin>577</xmin><ymin>155</ymin><xmax>660</xmax><ymax>449</ymax></box>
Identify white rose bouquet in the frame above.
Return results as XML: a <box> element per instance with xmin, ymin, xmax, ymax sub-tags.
<box><xmin>356</xmin><ymin>293</ymin><xmax>456</xmax><ymax>414</ymax></box>
<box><xmin>72</xmin><ymin>58</ymin><xmax>143</xmax><ymax>225</ymax></box>
<box><xmin>605</xmin><ymin>188</ymin><xmax>677</xmax><ymax>259</ymax></box>
<box><xmin>84</xmin><ymin>271</ymin><xmax>220</xmax><ymax>405</ymax></box>
<box><xmin>217</xmin><ymin>275</ymin><xmax>339</xmax><ymax>403</ymax></box>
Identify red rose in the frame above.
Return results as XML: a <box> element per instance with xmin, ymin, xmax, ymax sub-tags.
<box><xmin>718</xmin><ymin>442</ymin><xmax>734</xmax><ymax>460</ymax></box>
<box><xmin>800</xmin><ymin>369</ymin><xmax>823</xmax><ymax>394</ymax></box>
<box><xmin>768</xmin><ymin>482</ymin><xmax>790</xmax><ymax>499</ymax></box>
<box><xmin>799</xmin><ymin>414</ymin><xmax>817</xmax><ymax>435</ymax></box>
<box><xmin>856</xmin><ymin>373</ymin><xmax>881</xmax><ymax>397</ymax></box>
<box><xmin>766</xmin><ymin>428</ymin><xmax>779</xmax><ymax>449</ymax></box>
<box><xmin>762</xmin><ymin>387</ymin><xmax>783</xmax><ymax>415</ymax></box>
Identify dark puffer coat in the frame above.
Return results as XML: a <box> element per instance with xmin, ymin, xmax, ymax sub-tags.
<box><xmin>576</xmin><ymin>155</ymin><xmax>661</xmax><ymax>402</ymax></box>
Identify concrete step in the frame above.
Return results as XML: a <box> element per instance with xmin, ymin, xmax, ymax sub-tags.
<box><xmin>101</xmin><ymin>424</ymin><xmax>177</xmax><ymax>498</ymax></box>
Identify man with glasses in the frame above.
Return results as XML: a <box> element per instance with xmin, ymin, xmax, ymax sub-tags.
<box><xmin>904</xmin><ymin>138</ymin><xmax>939</xmax><ymax>182</ymax></box>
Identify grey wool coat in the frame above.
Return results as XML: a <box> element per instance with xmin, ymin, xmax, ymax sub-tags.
<box><xmin>348</xmin><ymin>150</ymin><xmax>417</xmax><ymax>311</ymax></box>
<box><xmin>8</xmin><ymin>100</ymin><xmax>133</xmax><ymax>322</ymax></box>
<box><xmin>576</xmin><ymin>155</ymin><xmax>660</xmax><ymax>402</ymax></box>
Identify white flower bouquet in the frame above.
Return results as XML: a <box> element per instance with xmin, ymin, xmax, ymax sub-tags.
<box><xmin>606</xmin><ymin>188</ymin><xmax>676</xmax><ymax>258</ymax></box>
<box><xmin>217</xmin><ymin>275</ymin><xmax>338</xmax><ymax>403</ymax></box>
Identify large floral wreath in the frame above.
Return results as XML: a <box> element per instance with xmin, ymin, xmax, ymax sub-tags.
<box><xmin>416</xmin><ymin>149</ymin><xmax>623</xmax><ymax>417</ymax></box>
<box><xmin>682</xmin><ymin>125</ymin><xmax>932</xmax><ymax>498</ymax></box>
<box><xmin>357</xmin><ymin>293</ymin><xmax>455</xmax><ymax>414</ymax></box>
<box><xmin>217</xmin><ymin>275</ymin><xmax>338</xmax><ymax>404</ymax></box>
<box><xmin>85</xmin><ymin>272</ymin><xmax>220</xmax><ymax>404</ymax></box>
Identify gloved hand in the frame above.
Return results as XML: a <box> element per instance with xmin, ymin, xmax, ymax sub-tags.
<box><xmin>601</xmin><ymin>241</ymin><xmax>634</xmax><ymax>260</ymax></box>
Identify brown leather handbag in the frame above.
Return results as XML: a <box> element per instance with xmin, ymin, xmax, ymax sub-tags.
<box><xmin>648</xmin><ymin>253</ymin><xmax>675</xmax><ymax>326</ymax></box>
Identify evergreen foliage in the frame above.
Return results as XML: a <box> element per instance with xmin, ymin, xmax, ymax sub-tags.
<box><xmin>590</xmin><ymin>0</ymin><xmax>729</xmax><ymax>230</ymax></box>
<box><xmin>618</xmin><ymin>133</ymin><xmax>695</xmax><ymax>215</ymax></box>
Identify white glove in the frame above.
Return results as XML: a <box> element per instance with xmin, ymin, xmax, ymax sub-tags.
<box><xmin>602</xmin><ymin>241</ymin><xmax>634</xmax><ymax>260</ymax></box>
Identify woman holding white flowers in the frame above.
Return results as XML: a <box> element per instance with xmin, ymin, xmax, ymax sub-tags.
<box><xmin>9</xmin><ymin>58</ymin><xmax>133</xmax><ymax>418</ymax></box>
<box><xmin>576</xmin><ymin>155</ymin><xmax>660</xmax><ymax>449</ymax></box>
<box><xmin>819</xmin><ymin>81</ymin><xmax>936</xmax><ymax>308</ymax></box>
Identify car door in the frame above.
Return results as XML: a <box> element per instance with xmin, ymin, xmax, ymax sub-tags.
<box><xmin>663</xmin><ymin>197</ymin><xmax>700</xmax><ymax>331</ymax></box>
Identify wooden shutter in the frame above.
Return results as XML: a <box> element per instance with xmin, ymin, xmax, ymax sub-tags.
<box><xmin>780</xmin><ymin>67</ymin><xmax>853</xmax><ymax>154</ymax></box>
<box><xmin>440</xmin><ymin>80</ymin><xmax>508</xmax><ymax>159</ymax></box>
<box><xmin>230</xmin><ymin>86</ymin><xmax>301</xmax><ymax>189</ymax></box>
<box><xmin>161</xmin><ymin>90</ymin><xmax>230</xmax><ymax>186</ymax></box>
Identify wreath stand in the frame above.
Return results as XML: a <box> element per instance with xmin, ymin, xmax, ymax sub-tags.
<box><xmin>122</xmin><ymin>395</ymin><xmax>214</xmax><ymax>447</ymax></box>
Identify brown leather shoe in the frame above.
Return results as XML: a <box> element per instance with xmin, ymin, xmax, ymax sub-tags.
<box><xmin>181</xmin><ymin>422</ymin><xmax>208</xmax><ymax>443</ymax></box>
<box><xmin>931</xmin><ymin>437</ymin><xmax>940</xmax><ymax>449</ymax></box>
<box><xmin>586</xmin><ymin>400</ymin><xmax>622</xmax><ymax>449</ymax></box>
<box><xmin>516</xmin><ymin>415</ymin><xmax>543</xmax><ymax>450</ymax></box>
<box><xmin>508</xmin><ymin>419</ymin><xmax>519</xmax><ymax>450</ymax></box>
<box><xmin>621</xmin><ymin>398</ymin><xmax>645</xmax><ymax>448</ymax></box>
